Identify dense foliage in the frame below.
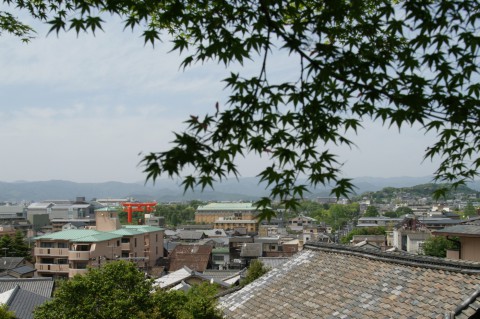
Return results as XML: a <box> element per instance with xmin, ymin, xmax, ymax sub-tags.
<box><xmin>309</xmin><ymin>203</ymin><xmax>360</xmax><ymax>230</ymax></box>
<box><xmin>383</xmin><ymin>207</ymin><xmax>413</xmax><ymax>218</ymax></box>
<box><xmin>422</xmin><ymin>236</ymin><xmax>459</xmax><ymax>258</ymax></box>
<box><xmin>462</xmin><ymin>202</ymin><xmax>478</xmax><ymax>218</ymax></box>
<box><xmin>154</xmin><ymin>201</ymin><xmax>202</xmax><ymax>226</ymax></box>
<box><xmin>340</xmin><ymin>227</ymin><xmax>386</xmax><ymax>244</ymax></box>
<box><xmin>0</xmin><ymin>231</ymin><xmax>31</xmax><ymax>260</ymax></box>
<box><xmin>34</xmin><ymin>261</ymin><xmax>222</xmax><ymax>319</ymax></box>
<box><xmin>0</xmin><ymin>304</ymin><xmax>16</xmax><ymax>319</ymax></box>
<box><xmin>2</xmin><ymin>0</ymin><xmax>480</xmax><ymax>220</ymax></box>
<box><xmin>240</xmin><ymin>259</ymin><xmax>270</xmax><ymax>287</ymax></box>
<box><xmin>364</xmin><ymin>206</ymin><xmax>379</xmax><ymax>217</ymax></box>
<box><xmin>34</xmin><ymin>261</ymin><xmax>152</xmax><ymax>319</ymax></box>
<box><xmin>146</xmin><ymin>283</ymin><xmax>223</xmax><ymax>319</ymax></box>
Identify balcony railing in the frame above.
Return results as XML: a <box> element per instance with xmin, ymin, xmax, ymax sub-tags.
<box><xmin>68</xmin><ymin>251</ymin><xmax>91</xmax><ymax>261</ymax></box>
<box><xmin>36</xmin><ymin>263</ymin><xmax>69</xmax><ymax>273</ymax></box>
<box><xmin>121</xmin><ymin>243</ymin><xmax>130</xmax><ymax>251</ymax></box>
<box><xmin>34</xmin><ymin>248</ymin><xmax>69</xmax><ymax>257</ymax></box>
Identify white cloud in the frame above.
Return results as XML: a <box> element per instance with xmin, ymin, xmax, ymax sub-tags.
<box><xmin>0</xmin><ymin>12</ymin><xmax>443</xmax><ymax>183</ymax></box>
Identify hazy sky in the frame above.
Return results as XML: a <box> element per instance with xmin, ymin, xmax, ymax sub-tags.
<box><xmin>0</xmin><ymin>14</ymin><xmax>441</xmax><ymax>183</ymax></box>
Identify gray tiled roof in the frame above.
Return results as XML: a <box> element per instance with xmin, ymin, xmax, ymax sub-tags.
<box><xmin>257</xmin><ymin>257</ymin><xmax>290</xmax><ymax>269</ymax></box>
<box><xmin>8</xmin><ymin>287</ymin><xmax>50</xmax><ymax>319</ymax></box>
<box><xmin>219</xmin><ymin>242</ymin><xmax>480</xmax><ymax>318</ymax></box>
<box><xmin>9</xmin><ymin>266</ymin><xmax>36</xmax><ymax>275</ymax></box>
<box><xmin>0</xmin><ymin>257</ymin><xmax>26</xmax><ymax>271</ymax></box>
<box><xmin>0</xmin><ymin>278</ymin><xmax>54</xmax><ymax>298</ymax></box>
<box><xmin>433</xmin><ymin>225</ymin><xmax>480</xmax><ymax>236</ymax></box>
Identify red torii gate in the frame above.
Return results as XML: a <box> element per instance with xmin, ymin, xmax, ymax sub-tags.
<box><xmin>121</xmin><ymin>202</ymin><xmax>157</xmax><ymax>224</ymax></box>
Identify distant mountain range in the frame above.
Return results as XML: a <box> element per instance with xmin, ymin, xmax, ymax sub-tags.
<box><xmin>1</xmin><ymin>176</ymin><xmax>479</xmax><ymax>202</ymax></box>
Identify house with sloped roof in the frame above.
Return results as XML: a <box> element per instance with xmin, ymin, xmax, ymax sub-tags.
<box><xmin>219</xmin><ymin>242</ymin><xmax>480</xmax><ymax>318</ymax></box>
<box><xmin>433</xmin><ymin>224</ymin><xmax>480</xmax><ymax>262</ymax></box>
<box><xmin>0</xmin><ymin>277</ymin><xmax>54</xmax><ymax>319</ymax></box>
<box><xmin>153</xmin><ymin>266</ymin><xmax>232</xmax><ymax>291</ymax></box>
<box><xmin>168</xmin><ymin>244</ymin><xmax>212</xmax><ymax>272</ymax></box>
<box><xmin>175</xmin><ymin>230</ymin><xmax>205</xmax><ymax>242</ymax></box>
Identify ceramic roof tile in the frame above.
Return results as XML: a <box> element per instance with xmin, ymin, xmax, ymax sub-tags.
<box><xmin>220</xmin><ymin>243</ymin><xmax>480</xmax><ymax>318</ymax></box>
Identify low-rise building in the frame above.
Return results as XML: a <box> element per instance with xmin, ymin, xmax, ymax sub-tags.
<box><xmin>33</xmin><ymin>210</ymin><xmax>163</xmax><ymax>279</ymax></box>
<box><xmin>195</xmin><ymin>202</ymin><xmax>258</xmax><ymax>224</ymax></box>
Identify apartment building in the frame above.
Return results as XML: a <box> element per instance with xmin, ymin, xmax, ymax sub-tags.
<box><xmin>34</xmin><ymin>210</ymin><xmax>163</xmax><ymax>279</ymax></box>
<box><xmin>195</xmin><ymin>202</ymin><xmax>259</xmax><ymax>224</ymax></box>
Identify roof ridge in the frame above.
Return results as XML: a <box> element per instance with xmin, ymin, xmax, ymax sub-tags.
<box><xmin>305</xmin><ymin>242</ymin><xmax>480</xmax><ymax>274</ymax></box>
<box><xmin>5</xmin><ymin>285</ymin><xmax>19</xmax><ymax>306</ymax></box>
<box><xmin>449</xmin><ymin>287</ymin><xmax>480</xmax><ymax>318</ymax></box>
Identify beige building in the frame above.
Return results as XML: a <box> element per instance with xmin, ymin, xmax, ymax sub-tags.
<box><xmin>195</xmin><ymin>202</ymin><xmax>259</xmax><ymax>224</ymax></box>
<box><xmin>433</xmin><ymin>224</ymin><xmax>480</xmax><ymax>262</ymax></box>
<box><xmin>214</xmin><ymin>219</ymin><xmax>258</xmax><ymax>233</ymax></box>
<box><xmin>34</xmin><ymin>210</ymin><xmax>163</xmax><ymax>279</ymax></box>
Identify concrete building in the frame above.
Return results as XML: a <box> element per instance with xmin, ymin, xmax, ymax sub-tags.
<box><xmin>33</xmin><ymin>210</ymin><xmax>163</xmax><ymax>279</ymax></box>
<box><xmin>195</xmin><ymin>202</ymin><xmax>259</xmax><ymax>224</ymax></box>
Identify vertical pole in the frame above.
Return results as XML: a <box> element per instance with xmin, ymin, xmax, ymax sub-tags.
<box><xmin>128</xmin><ymin>205</ymin><xmax>133</xmax><ymax>224</ymax></box>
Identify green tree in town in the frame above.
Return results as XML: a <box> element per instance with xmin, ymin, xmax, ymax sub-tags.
<box><xmin>340</xmin><ymin>227</ymin><xmax>386</xmax><ymax>244</ymax></box>
<box><xmin>463</xmin><ymin>202</ymin><xmax>478</xmax><ymax>218</ymax></box>
<box><xmin>2</xmin><ymin>1</ymin><xmax>480</xmax><ymax>219</ymax></box>
<box><xmin>0</xmin><ymin>233</ymin><xmax>29</xmax><ymax>260</ymax></box>
<box><xmin>383</xmin><ymin>211</ymin><xmax>399</xmax><ymax>218</ymax></box>
<box><xmin>0</xmin><ymin>304</ymin><xmax>16</xmax><ymax>319</ymax></box>
<box><xmin>147</xmin><ymin>283</ymin><xmax>223</xmax><ymax>319</ymax></box>
<box><xmin>34</xmin><ymin>261</ymin><xmax>153</xmax><ymax>319</ymax></box>
<box><xmin>155</xmin><ymin>202</ymin><xmax>200</xmax><ymax>226</ymax></box>
<box><xmin>422</xmin><ymin>236</ymin><xmax>458</xmax><ymax>258</ymax></box>
<box><xmin>395</xmin><ymin>207</ymin><xmax>413</xmax><ymax>217</ymax></box>
<box><xmin>311</xmin><ymin>203</ymin><xmax>359</xmax><ymax>230</ymax></box>
<box><xmin>364</xmin><ymin>206</ymin><xmax>379</xmax><ymax>217</ymax></box>
<box><xmin>12</xmin><ymin>230</ymin><xmax>31</xmax><ymax>259</ymax></box>
<box><xmin>240</xmin><ymin>259</ymin><xmax>271</xmax><ymax>287</ymax></box>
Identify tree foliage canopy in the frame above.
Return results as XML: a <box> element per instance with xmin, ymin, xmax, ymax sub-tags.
<box><xmin>34</xmin><ymin>261</ymin><xmax>153</xmax><ymax>319</ymax></box>
<box><xmin>340</xmin><ymin>226</ymin><xmax>386</xmax><ymax>244</ymax></box>
<box><xmin>310</xmin><ymin>203</ymin><xmax>359</xmax><ymax>230</ymax></box>
<box><xmin>2</xmin><ymin>0</ymin><xmax>480</xmax><ymax>220</ymax></box>
<box><xmin>34</xmin><ymin>261</ymin><xmax>222</xmax><ymax>319</ymax></box>
<box><xmin>240</xmin><ymin>259</ymin><xmax>270</xmax><ymax>287</ymax></box>
<box><xmin>422</xmin><ymin>235</ymin><xmax>459</xmax><ymax>258</ymax></box>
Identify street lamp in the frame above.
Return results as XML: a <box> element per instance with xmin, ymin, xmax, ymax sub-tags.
<box><xmin>2</xmin><ymin>248</ymin><xmax>8</xmax><ymax>258</ymax></box>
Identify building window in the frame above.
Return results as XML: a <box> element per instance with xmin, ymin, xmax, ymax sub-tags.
<box><xmin>57</xmin><ymin>242</ymin><xmax>68</xmax><ymax>248</ymax></box>
<box><xmin>75</xmin><ymin>262</ymin><xmax>88</xmax><ymax>269</ymax></box>
<box><xmin>121</xmin><ymin>238</ymin><xmax>130</xmax><ymax>244</ymax></box>
<box><xmin>134</xmin><ymin>238</ymin><xmax>137</xmax><ymax>248</ymax></box>
<box><xmin>40</xmin><ymin>242</ymin><xmax>53</xmax><ymax>248</ymax></box>
<box><xmin>213</xmin><ymin>255</ymin><xmax>225</xmax><ymax>262</ymax></box>
<box><xmin>77</xmin><ymin>245</ymin><xmax>90</xmax><ymax>251</ymax></box>
<box><xmin>41</xmin><ymin>258</ymin><xmax>54</xmax><ymax>264</ymax></box>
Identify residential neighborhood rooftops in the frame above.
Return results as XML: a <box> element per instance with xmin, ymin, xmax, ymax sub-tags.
<box><xmin>219</xmin><ymin>242</ymin><xmax>480</xmax><ymax>318</ymax></box>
